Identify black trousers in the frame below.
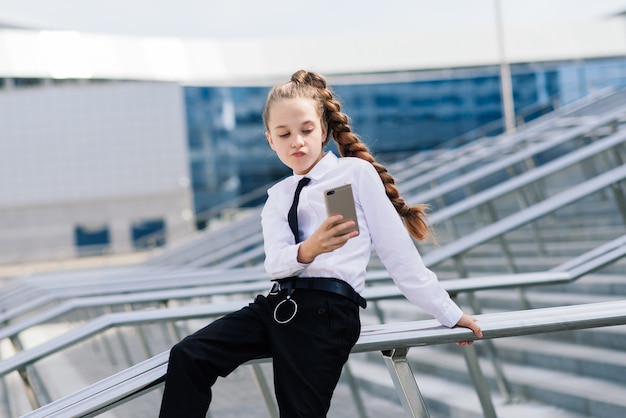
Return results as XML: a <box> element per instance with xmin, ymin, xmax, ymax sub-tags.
<box><xmin>158</xmin><ymin>289</ymin><xmax>361</xmax><ymax>418</ymax></box>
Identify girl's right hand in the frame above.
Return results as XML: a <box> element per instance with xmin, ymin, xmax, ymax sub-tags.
<box><xmin>297</xmin><ymin>215</ymin><xmax>359</xmax><ymax>263</ymax></box>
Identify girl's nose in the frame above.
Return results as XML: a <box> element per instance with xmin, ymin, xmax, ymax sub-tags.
<box><xmin>293</xmin><ymin>135</ymin><xmax>305</xmax><ymax>147</ymax></box>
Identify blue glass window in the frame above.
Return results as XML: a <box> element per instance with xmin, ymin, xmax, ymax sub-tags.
<box><xmin>132</xmin><ymin>219</ymin><xmax>166</xmax><ymax>249</ymax></box>
<box><xmin>74</xmin><ymin>224</ymin><xmax>110</xmax><ymax>256</ymax></box>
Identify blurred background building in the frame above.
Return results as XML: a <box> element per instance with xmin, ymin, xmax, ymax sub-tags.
<box><xmin>1</xmin><ymin>3</ymin><xmax>625</xmax><ymax>265</ymax></box>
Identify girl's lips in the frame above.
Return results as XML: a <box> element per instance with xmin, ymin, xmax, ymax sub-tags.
<box><xmin>292</xmin><ymin>151</ymin><xmax>305</xmax><ymax>157</ymax></box>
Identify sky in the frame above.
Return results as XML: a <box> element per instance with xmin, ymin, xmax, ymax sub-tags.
<box><xmin>0</xmin><ymin>0</ymin><xmax>625</xmax><ymax>39</ymax></box>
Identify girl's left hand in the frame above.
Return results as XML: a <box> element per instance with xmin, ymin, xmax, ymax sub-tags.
<box><xmin>455</xmin><ymin>314</ymin><xmax>483</xmax><ymax>346</ymax></box>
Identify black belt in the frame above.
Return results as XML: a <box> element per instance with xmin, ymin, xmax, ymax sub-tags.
<box><xmin>270</xmin><ymin>277</ymin><xmax>367</xmax><ymax>309</ymax></box>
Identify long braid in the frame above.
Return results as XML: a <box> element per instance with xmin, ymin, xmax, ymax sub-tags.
<box><xmin>264</xmin><ymin>70</ymin><xmax>434</xmax><ymax>241</ymax></box>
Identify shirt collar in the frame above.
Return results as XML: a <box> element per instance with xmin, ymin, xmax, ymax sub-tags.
<box><xmin>292</xmin><ymin>151</ymin><xmax>338</xmax><ymax>184</ymax></box>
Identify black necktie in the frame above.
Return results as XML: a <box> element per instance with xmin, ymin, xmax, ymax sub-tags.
<box><xmin>288</xmin><ymin>177</ymin><xmax>311</xmax><ymax>243</ymax></box>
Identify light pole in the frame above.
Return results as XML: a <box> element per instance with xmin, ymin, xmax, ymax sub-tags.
<box><xmin>494</xmin><ymin>0</ymin><xmax>516</xmax><ymax>134</ymax></box>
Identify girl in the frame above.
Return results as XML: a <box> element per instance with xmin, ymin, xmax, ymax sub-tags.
<box><xmin>159</xmin><ymin>70</ymin><xmax>482</xmax><ymax>418</ymax></box>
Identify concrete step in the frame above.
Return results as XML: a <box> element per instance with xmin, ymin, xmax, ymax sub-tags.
<box><xmin>523</xmin><ymin>273</ymin><xmax>626</xmax><ymax>296</ymax></box>
<box><xmin>489</xmin><ymin>336</ymin><xmax>626</xmax><ymax>385</ymax></box>
<box><xmin>349</xmin><ymin>354</ymin><xmax>588</xmax><ymax>418</ymax></box>
<box><xmin>530</xmin><ymin>324</ymin><xmax>626</xmax><ymax>352</ymax></box>
<box><xmin>437</xmin><ymin>212</ymin><xmax>624</xmax><ymax>234</ymax></box>
<box><xmin>358</xmin><ymin>281</ymin><xmax>626</xmax><ymax>418</ymax></box>
<box><xmin>433</xmin><ymin>255</ymin><xmax>625</xmax><ymax>276</ymax></box>
<box><xmin>471</xmin><ymin>288</ymin><xmax>625</xmax><ymax>311</ymax></box>
<box><xmin>396</xmin><ymin>345</ymin><xmax>626</xmax><ymax>418</ymax></box>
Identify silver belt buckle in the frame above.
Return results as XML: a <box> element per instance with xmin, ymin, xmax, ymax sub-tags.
<box><xmin>269</xmin><ymin>282</ymin><xmax>281</xmax><ymax>295</ymax></box>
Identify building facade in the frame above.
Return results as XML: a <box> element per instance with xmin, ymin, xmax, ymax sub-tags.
<box><xmin>0</xmin><ymin>15</ymin><xmax>625</xmax><ymax>262</ymax></box>
<box><xmin>185</xmin><ymin>56</ymin><xmax>626</xmax><ymax>219</ymax></box>
<box><xmin>0</xmin><ymin>81</ymin><xmax>193</xmax><ymax>263</ymax></box>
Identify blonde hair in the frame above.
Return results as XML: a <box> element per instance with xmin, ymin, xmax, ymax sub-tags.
<box><xmin>263</xmin><ymin>70</ymin><xmax>433</xmax><ymax>241</ymax></box>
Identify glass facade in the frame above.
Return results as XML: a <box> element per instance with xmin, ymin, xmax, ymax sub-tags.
<box><xmin>4</xmin><ymin>56</ymin><xmax>624</xmax><ymax>228</ymax></box>
<box><xmin>184</xmin><ymin>85</ymin><xmax>286</xmax><ymax>221</ymax></box>
<box><xmin>183</xmin><ymin>56</ymin><xmax>626</xmax><ymax>220</ymax></box>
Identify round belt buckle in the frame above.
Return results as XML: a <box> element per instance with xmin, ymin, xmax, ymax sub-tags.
<box><xmin>273</xmin><ymin>297</ymin><xmax>298</xmax><ymax>324</ymax></box>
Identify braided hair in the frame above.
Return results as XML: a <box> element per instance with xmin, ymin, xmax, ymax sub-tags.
<box><xmin>263</xmin><ymin>70</ymin><xmax>433</xmax><ymax>241</ymax></box>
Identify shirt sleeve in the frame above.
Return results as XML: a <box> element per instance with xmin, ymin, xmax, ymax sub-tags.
<box><xmin>356</xmin><ymin>162</ymin><xmax>463</xmax><ymax>328</ymax></box>
<box><xmin>261</xmin><ymin>187</ymin><xmax>308</xmax><ymax>279</ymax></box>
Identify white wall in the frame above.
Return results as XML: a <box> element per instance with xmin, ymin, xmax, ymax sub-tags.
<box><xmin>0</xmin><ymin>81</ymin><xmax>193</xmax><ymax>263</ymax></box>
<box><xmin>0</xmin><ymin>82</ymin><xmax>189</xmax><ymax>206</ymax></box>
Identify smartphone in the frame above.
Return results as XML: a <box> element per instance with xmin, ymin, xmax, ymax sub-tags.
<box><xmin>324</xmin><ymin>183</ymin><xmax>359</xmax><ymax>233</ymax></box>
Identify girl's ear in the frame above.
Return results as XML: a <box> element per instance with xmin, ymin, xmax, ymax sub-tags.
<box><xmin>322</xmin><ymin>122</ymin><xmax>332</xmax><ymax>147</ymax></box>
<box><xmin>265</xmin><ymin>131</ymin><xmax>276</xmax><ymax>150</ymax></box>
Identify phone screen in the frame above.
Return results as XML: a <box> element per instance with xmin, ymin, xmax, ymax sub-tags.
<box><xmin>324</xmin><ymin>183</ymin><xmax>359</xmax><ymax>233</ymax></box>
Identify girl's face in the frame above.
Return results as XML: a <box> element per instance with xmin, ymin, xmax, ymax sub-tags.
<box><xmin>265</xmin><ymin>98</ymin><xmax>327</xmax><ymax>175</ymax></box>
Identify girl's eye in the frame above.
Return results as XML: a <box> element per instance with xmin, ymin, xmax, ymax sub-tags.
<box><xmin>302</xmin><ymin>129</ymin><xmax>313</xmax><ymax>134</ymax></box>
<box><xmin>278</xmin><ymin>132</ymin><xmax>290</xmax><ymax>138</ymax></box>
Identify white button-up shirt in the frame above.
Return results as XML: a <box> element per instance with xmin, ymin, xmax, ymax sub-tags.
<box><xmin>261</xmin><ymin>152</ymin><xmax>463</xmax><ymax>328</ymax></box>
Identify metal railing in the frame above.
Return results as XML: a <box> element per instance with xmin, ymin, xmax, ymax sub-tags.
<box><xmin>2</xmin><ymin>124</ymin><xmax>624</xmax><ymax>412</ymax></box>
<box><xmin>19</xmin><ymin>300</ymin><xmax>626</xmax><ymax>418</ymax></box>
<box><xmin>139</xmin><ymin>97</ymin><xmax>626</xmax><ymax>270</ymax></box>
<box><xmin>422</xmin><ymin>164</ymin><xmax>626</xmax><ymax>271</ymax></box>
<box><xmin>2</xmin><ymin>89</ymin><xmax>625</xmax><ymax>416</ymax></box>
<box><xmin>3</xmin><ymin>232</ymin><xmax>623</xmax><ymax>354</ymax></box>
<box><xmin>1</xmin><ymin>233</ymin><xmax>624</xmax><ymax>416</ymax></box>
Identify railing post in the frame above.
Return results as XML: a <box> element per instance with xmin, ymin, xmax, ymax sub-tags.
<box><xmin>342</xmin><ymin>362</ymin><xmax>369</xmax><ymax>418</ymax></box>
<box><xmin>9</xmin><ymin>336</ymin><xmax>51</xmax><ymax>409</ymax></box>
<box><xmin>125</xmin><ymin>304</ymin><xmax>155</xmax><ymax>359</ymax></box>
<box><xmin>102</xmin><ymin>305</ymin><xmax>135</xmax><ymax>367</ymax></box>
<box><xmin>610</xmin><ymin>182</ymin><xmax>626</xmax><ymax>227</ymax></box>
<box><xmin>510</xmin><ymin>162</ymin><xmax>548</xmax><ymax>256</ymax></box>
<box><xmin>460</xmin><ymin>292</ymin><xmax>515</xmax><ymax>403</ymax></box>
<box><xmin>381</xmin><ymin>347</ymin><xmax>430</xmax><ymax>418</ymax></box>
<box><xmin>462</xmin><ymin>344</ymin><xmax>499</xmax><ymax>418</ymax></box>
<box><xmin>484</xmin><ymin>202</ymin><xmax>518</xmax><ymax>273</ymax></box>
<box><xmin>250</xmin><ymin>364</ymin><xmax>279</xmax><ymax>418</ymax></box>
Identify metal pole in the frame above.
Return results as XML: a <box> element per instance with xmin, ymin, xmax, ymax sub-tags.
<box><xmin>381</xmin><ymin>348</ymin><xmax>430</xmax><ymax>418</ymax></box>
<box><xmin>494</xmin><ymin>0</ymin><xmax>516</xmax><ymax>134</ymax></box>
<box><xmin>462</xmin><ymin>345</ymin><xmax>499</xmax><ymax>418</ymax></box>
<box><xmin>342</xmin><ymin>362</ymin><xmax>369</xmax><ymax>418</ymax></box>
<box><xmin>250</xmin><ymin>364</ymin><xmax>279</xmax><ymax>418</ymax></box>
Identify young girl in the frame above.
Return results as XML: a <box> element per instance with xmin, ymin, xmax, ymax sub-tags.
<box><xmin>159</xmin><ymin>70</ymin><xmax>482</xmax><ymax>418</ymax></box>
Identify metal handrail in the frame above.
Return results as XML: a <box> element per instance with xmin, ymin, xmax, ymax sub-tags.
<box><xmin>395</xmin><ymin>91</ymin><xmax>626</xmax><ymax>196</ymax></box>
<box><xmin>0</xmin><ymin>267</ymin><xmax>267</xmax><ymax>325</ymax></box>
<box><xmin>2</xmin><ymin>232</ymin><xmax>624</xmax><ymax>416</ymax></box>
<box><xmin>432</xmin><ymin>85</ymin><xmax>621</xmax><ymax>150</ymax></box>
<box><xmin>2</xmin><ymin>92</ymin><xmax>624</xmax><ymax>415</ymax></box>
<box><xmin>143</xmin><ymin>111</ymin><xmax>626</xmax><ymax>270</ymax></box>
<box><xmin>402</xmin><ymin>108</ymin><xmax>626</xmax><ymax>204</ymax></box>
<box><xmin>159</xmin><ymin>158</ymin><xmax>626</xmax><ymax>271</ymax></box>
<box><xmin>2</xmin><ymin>153</ymin><xmax>623</xmax><ymax>414</ymax></box>
<box><xmin>2</xmin><ymin>164</ymin><xmax>624</xmax><ymax>408</ymax></box>
<box><xmin>422</xmin><ymin>164</ymin><xmax>626</xmax><ymax>268</ymax></box>
<box><xmin>3</xmin><ymin>232</ymin><xmax>624</xmax><ymax>346</ymax></box>
<box><xmin>20</xmin><ymin>300</ymin><xmax>626</xmax><ymax>418</ymax></box>
<box><xmin>138</xmin><ymin>90</ymin><xmax>626</xmax><ymax>269</ymax></box>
